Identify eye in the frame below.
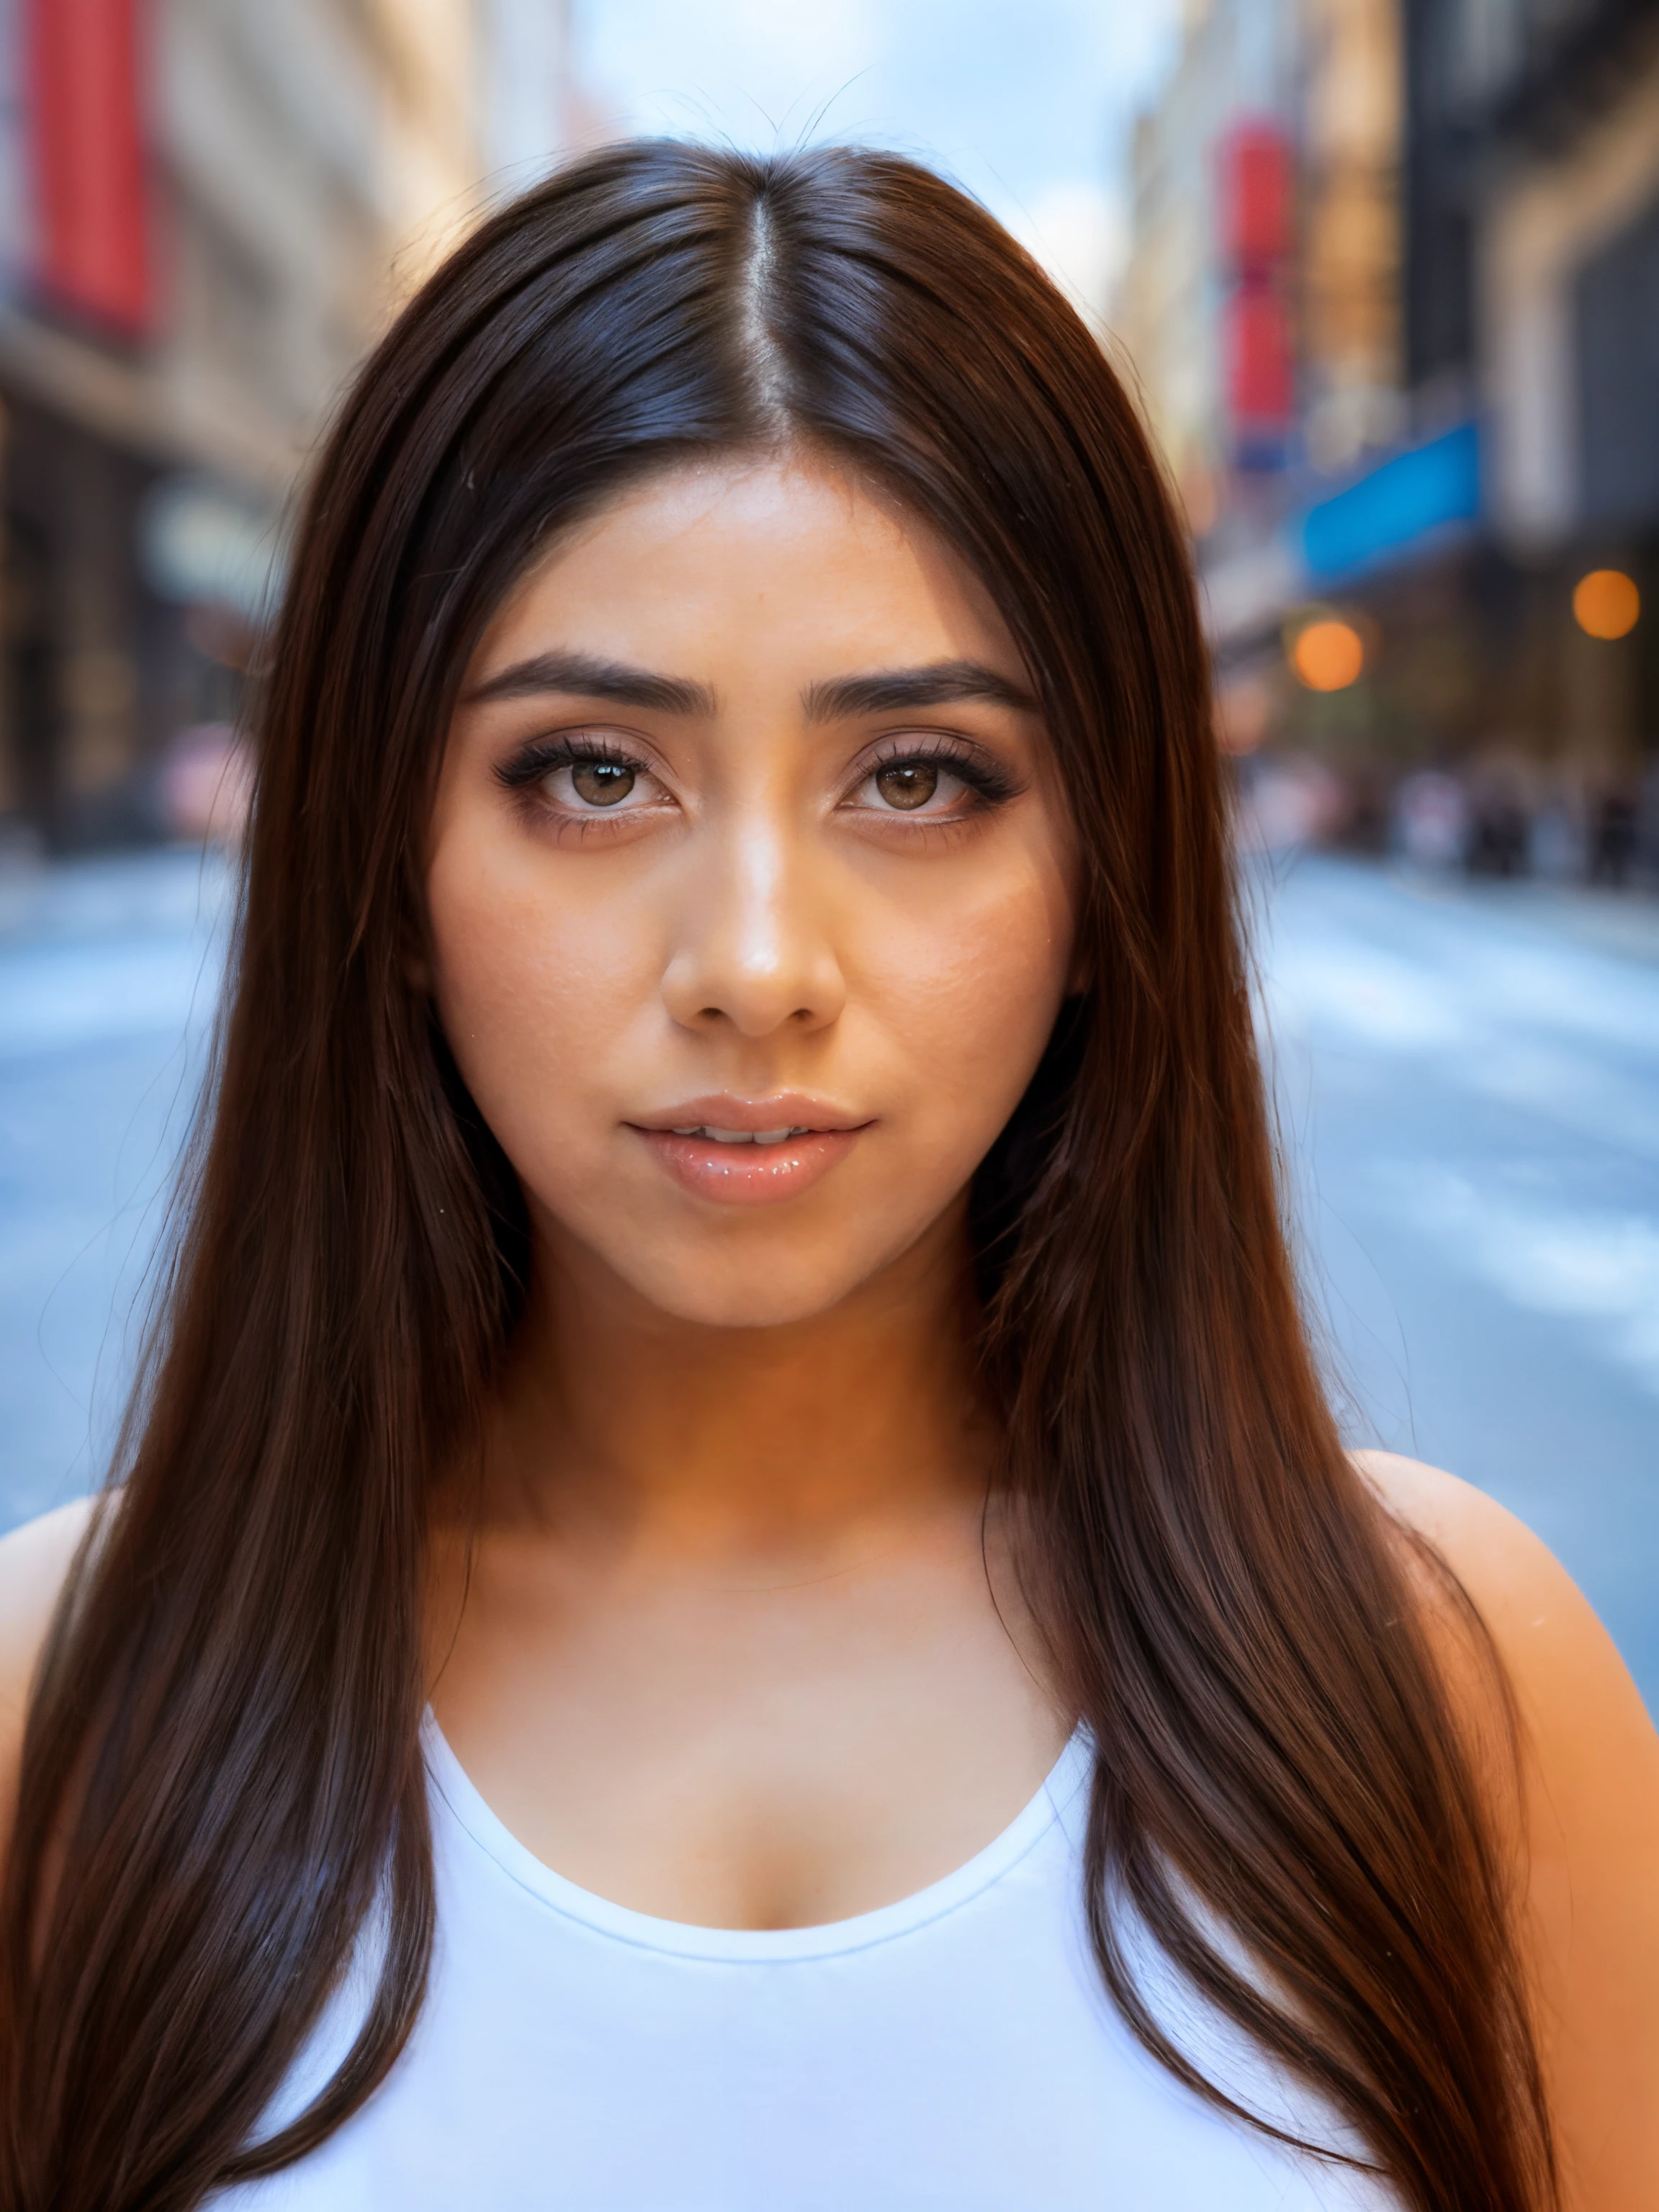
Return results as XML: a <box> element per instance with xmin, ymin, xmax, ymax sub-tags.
<box><xmin>495</xmin><ymin>736</ymin><xmax>665</xmax><ymax>819</ymax></box>
<box><xmin>873</xmin><ymin>761</ymin><xmax>941</xmax><ymax>811</ymax></box>
<box><xmin>845</xmin><ymin>741</ymin><xmax>1018</xmax><ymax>821</ymax></box>
<box><xmin>569</xmin><ymin>760</ymin><xmax>637</xmax><ymax>807</ymax></box>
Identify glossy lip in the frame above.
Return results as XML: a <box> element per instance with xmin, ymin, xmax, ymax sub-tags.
<box><xmin>627</xmin><ymin>1094</ymin><xmax>872</xmax><ymax>1208</ymax></box>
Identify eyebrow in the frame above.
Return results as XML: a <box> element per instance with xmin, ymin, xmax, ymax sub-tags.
<box><xmin>803</xmin><ymin>660</ymin><xmax>1038</xmax><ymax>721</ymax></box>
<box><xmin>462</xmin><ymin>649</ymin><xmax>1038</xmax><ymax>723</ymax></box>
<box><xmin>462</xmin><ymin>649</ymin><xmax>717</xmax><ymax>716</ymax></box>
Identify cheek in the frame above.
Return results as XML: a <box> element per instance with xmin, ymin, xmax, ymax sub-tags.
<box><xmin>860</xmin><ymin>843</ymin><xmax>1075</xmax><ymax>1151</ymax></box>
<box><xmin>426</xmin><ymin>832</ymin><xmax>656</xmax><ymax>1126</ymax></box>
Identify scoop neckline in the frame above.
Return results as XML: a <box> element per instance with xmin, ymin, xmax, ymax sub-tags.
<box><xmin>423</xmin><ymin>1715</ymin><xmax>1092</xmax><ymax>1964</ymax></box>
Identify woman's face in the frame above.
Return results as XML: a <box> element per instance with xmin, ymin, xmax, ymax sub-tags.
<box><xmin>428</xmin><ymin>452</ymin><xmax>1079</xmax><ymax>1329</ymax></box>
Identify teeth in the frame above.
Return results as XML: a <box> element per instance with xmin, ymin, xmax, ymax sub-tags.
<box><xmin>666</xmin><ymin>1125</ymin><xmax>811</xmax><ymax>1144</ymax></box>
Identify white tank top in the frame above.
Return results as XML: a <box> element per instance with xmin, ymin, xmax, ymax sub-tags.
<box><xmin>220</xmin><ymin>1720</ymin><xmax>1393</xmax><ymax>2210</ymax></box>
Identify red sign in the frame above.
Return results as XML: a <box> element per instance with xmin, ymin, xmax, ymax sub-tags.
<box><xmin>25</xmin><ymin>0</ymin><xmax>150</xmax><ymax>338</ymax></box>
<box><xmin>1218</xmin><ymin>118</ymin><xmax>1294</xmax><ymax>456</ymax></box>
<box><xmin>1220</xmin><ymin>121</ymin><xmax>1293</xmax><ymax>271</ymax></box>
<box><xmin>1225</xmin><ymin>276</ymin><xmax>1292</xmax><ymax>433</ymax></box>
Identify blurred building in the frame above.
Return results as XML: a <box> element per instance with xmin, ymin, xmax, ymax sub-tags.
<box><xmin>1300</xmin><ymin>0</ymin><xmax>1402</xmax><ymax>472</ymax></box>
<box><xmin>0</xmin><ymin>0</ymin><xmax>573</xmax><ymax>850</ymax></box>
<box><xmin>1449</xmin><ymin>0</ymin><xmax>1659</xmax><ymax>781</ymax></box>
<box><xmin>1118</xmin><ymin>0</ymin><xmax>1659</xmax><ymax>845</ymax></box>
<box><xmin>1118</xmin><ymin>0</ymin><xmax>1408</xmax><ymax>653</ymax></box>
<box><xmin>1115</xmin><ymin>0</ymin><xmax>1300</xmax><ymax>542</ymax></box>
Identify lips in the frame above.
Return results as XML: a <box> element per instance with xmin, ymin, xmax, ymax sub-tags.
<box><xmin>629</xmin><ymin>1097</ymin><xmax>868</xmax><ymax>1206</ymax></box>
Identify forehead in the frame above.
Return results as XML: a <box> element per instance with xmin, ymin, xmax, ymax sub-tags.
<box><xmin>473</xmin><ymin>451</ymin><xmax>1022</xmax><ymax>683</ymax></box>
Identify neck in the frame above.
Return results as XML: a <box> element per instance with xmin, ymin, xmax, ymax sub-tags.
<box><xmin>477</xmin><ymin>1208</ymin><xmax>992</xmax><ymax>1570</ymax></box>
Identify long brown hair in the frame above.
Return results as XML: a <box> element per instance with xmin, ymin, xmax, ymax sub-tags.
<box><xmin>1</xmin><ymin>143</ymin><xmax>1550</xmax><ymax>2211</ymax></box>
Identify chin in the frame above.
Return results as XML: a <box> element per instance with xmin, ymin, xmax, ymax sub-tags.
<box><xmin>535</xmin><ymin>1186</ymin><xmax>965</xmax><ymax>1335</ymax></box>
<box><xmin>628</xmin><ymin>1257</ymin><xmax>873</xmax><ymax>1333</ymax></box>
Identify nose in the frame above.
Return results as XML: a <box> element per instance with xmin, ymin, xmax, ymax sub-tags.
<box><xmin>660</xmin><ymin>807</ymin><xmax>847</xmax><ymax>1038</ymax></box>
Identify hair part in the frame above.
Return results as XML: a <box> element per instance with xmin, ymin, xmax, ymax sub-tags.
<box><xmin>739</xmin><ymin>187</ymin><xmax>791</xmax><ymax>433</ymax></box>
<box><xmin>1</xmin><ymin>141</ymin><xmax>1552</xmax><ymax>2212</ymax></box>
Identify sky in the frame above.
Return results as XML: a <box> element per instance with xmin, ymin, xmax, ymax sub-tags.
<box><xmin>570</xmin><ymin>0</ymin><xmax>1182</xmax><ymax>321</ymax></box>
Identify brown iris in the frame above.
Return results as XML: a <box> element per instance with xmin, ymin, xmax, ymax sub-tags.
<box><xmin>874</xmin><ymin>761</ymin><xmax>938</xmax><ymax>810</ymax></box>
<box><xmin>570</xmin><ymin>760</ymin><xmax>637</xmax><ymax>806</ymax></box>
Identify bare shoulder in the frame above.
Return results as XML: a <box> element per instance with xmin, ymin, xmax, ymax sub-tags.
<box><xmin>1354</xmin><ymin>1449</ymin><xmax>1659</xmax><ymax>2211</ymax></box>
<box><xmin>1352</xmin><ymin>1448</ymin><xmax>1658</xmax><ymax>1772</ymax></box>
<box><xmin>0</xmin><ymin>1497</ymin><xmax>100</xmax><ymax>1829</ymax></box>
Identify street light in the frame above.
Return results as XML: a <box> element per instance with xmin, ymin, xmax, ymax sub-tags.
<box><xmin>1572</xmin><ymin>570</ymin><xmax>1640</xmax><ymax>640</ymax></box>
<box><xmin>1289</xmin><ymin>616</ymin><xmax>1364</xmax><ymax>692</ymax></box>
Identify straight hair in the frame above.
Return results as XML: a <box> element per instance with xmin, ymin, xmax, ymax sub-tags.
<box><xmin>1</xmin><ymin>142</ymin><xmax>1552</xmax><ymax>2212</ymax></box>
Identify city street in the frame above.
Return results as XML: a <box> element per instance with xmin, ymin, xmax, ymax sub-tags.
<box><xmin>1255</xmin><ymin>855</ymin><xmax>1659</xmax><ymax>1705</ymax></box>
<box><xmin>1</xmin><ymin>845</ymin><xmax>1654</xmax><ymax>1708</ymax></box>
<box><xmin>0</xmin><ymin>849</ymin><xmax>230</xmax><ymax>1532</ymax></box>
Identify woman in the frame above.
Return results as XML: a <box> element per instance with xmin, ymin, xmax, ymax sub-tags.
<box><xmin>1</xmin><ymin>143</ymin><xmax>1654</xmax><ymax>2212</ymax></box>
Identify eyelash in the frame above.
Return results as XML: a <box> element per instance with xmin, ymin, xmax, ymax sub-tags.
<box><xmin>493</xmin><ymin>732</ymin><xmax>1022</xmax><ymax>814</ymax></box>
<box><xmin>493</xmin><ymin>733</ymin><xmax>644</xmax><ymax>793</ymax></box>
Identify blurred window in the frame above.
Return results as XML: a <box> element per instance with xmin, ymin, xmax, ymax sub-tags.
<box><xmin>1577</xmin><ymin>189</ymin><xmax>1659</xmax><ymax>529</ymax></box>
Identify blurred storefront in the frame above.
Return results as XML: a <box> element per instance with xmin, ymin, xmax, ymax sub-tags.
<box><xmin>1118</xmin><ymin>0</ymin><xmax>1659</xmax><ymax>877</ymax></box>
<box><xmin>0</xmin><ymin>0</ymin><xmax>572</xmax><ymax>850</ymax></box>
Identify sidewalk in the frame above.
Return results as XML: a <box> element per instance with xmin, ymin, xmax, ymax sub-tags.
<box><xmin>1395</xmin><ymin>866</ymin><xmax>1659</xmax><ymax>970</ymax></box>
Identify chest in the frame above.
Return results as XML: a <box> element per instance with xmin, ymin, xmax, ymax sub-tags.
<box><xmin>217</xmin><ymin>1745</ymin><xmax>1390</xmax><ymax>2212</ymax></box>
<box><xmin>426</xmin><ymin>1535</ymin><xmax>1068</xmax><ymax>1929</ymax></box>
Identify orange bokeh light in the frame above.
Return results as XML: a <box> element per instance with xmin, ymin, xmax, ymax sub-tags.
<box><xmin>1290</xmin><ymin>617</ymin><xmax>1364</xmax><ymax>692</ymax></box>
<box><xmin>1572</xmin><ymin>569</ymin><xmax>1640</xmax><ymax>640</ymax></box>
